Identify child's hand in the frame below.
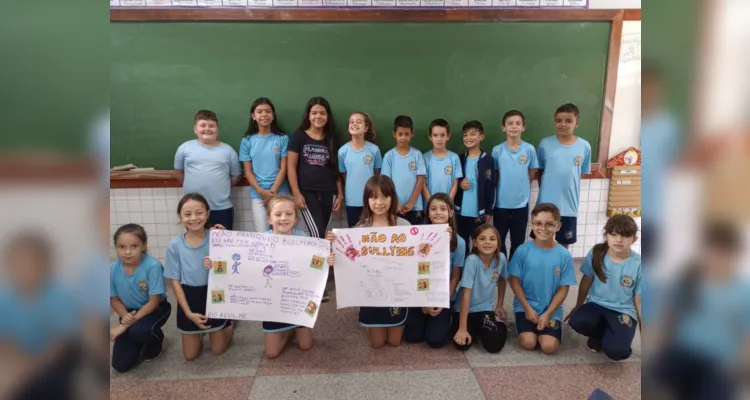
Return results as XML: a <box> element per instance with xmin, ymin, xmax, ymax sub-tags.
<box><xmin>460</xmin><ymin>178</ymin><xmax>471</xmax><ymax>190</ymax></box>
<box><xmin>188</xmin><ymin>312</ymin><xmax>211</xmax><ymax>330</ymax></box>
<box><xmin>210</xmin><ymin>224</ymin><xmax>226</xmax><ymax>231</ymax></box>
<box><xmin>524</xmin><ymin>307</ymin><xmax>539</xmax><ymax>324</ymax></box>
<box><xmin>332</xmin><ymin>196</ymin><xmax>343</xmax><ymax>213</ymax></box>
<box><xmin>402</xmin><ymin>202</ymin><xmax>414</xmax><ymax>213</ymax></box>
<box><xmin>110</xmin><ymin>324</ymin><xmax>127</xmax><ymax>342</ymax></box>
<box><xmin>327</xmin><ymin>252</ymin><xmax>335</xmax><ymax>267</ymax></box>
<box><xmin>294</xmin><ymin>193</ymin><xmax>307</xmax><ymax>210</ymax></box>
<box><xmin>397</xmin><ymin>203</ymin><xmax>405</xmax><ymax>215</ymax></box>
<box><xmin>203</xmin><ymin>256</ymin><xmax>213</xmax><ymax>270</ymax></box>
<box><xmin>421</xmin><ymin>307</ymin><xmax>431</xmax><ymax>315</ymax></box>
<box><xmin>483</xmin><ymin>214</ymin><xmax>492</xmax><ymax>224</ymax></box>
<box><xmin>428</xmin><ymin>307</ymin><xmax>442</xmax><ymax>317</ymax></box>
<box><xmin>445</xmin><ymin>225</ymin><xmax>453</xmax><ymax>236</ymax></box>
<box><xmin>453</xmin><ymin>329</ymin><xmax>472</xmax><ymax>346</ymax></box>
<box><xmin>536</xmin><ymin>312</ymin><xmax>551</xmax><ymax>331</ymax></box>
<box><xmin>563</xmin><ymin>306</ymin><xmax>580</xmax><ymax>322</ymax></box>
<box><xmin>494</xmin><ymin>305</ymin><xmax>507</xmax><ymax>322</ymax></box>
<box><xmin>325</xmin><ymin>231</ymin><xmax>336</xmax><ymax>244</ymax></box>
<box><xmin>121</xmin><ymin>310</ymin><xmax>137</xmax><ymax>325</ymax></box>
<box><xmin>259</xmin><ymin>189</ymin><xmax>274</xmax><ymax>202</ymax></box>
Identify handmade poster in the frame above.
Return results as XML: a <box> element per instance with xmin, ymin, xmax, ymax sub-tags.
<box><xmin>332</xmin><ymin>224</ymin><xmax>450</xmax><ymax>309</ymax></box>
<box><xmin>205</xmin><ymin>230</ymin><xmax>331</xmax><ymax>328</ymax></box>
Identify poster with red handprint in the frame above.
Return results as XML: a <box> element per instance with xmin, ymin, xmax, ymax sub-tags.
<box><xmin>332</xmin><ymin>224</ymin><xmax>451</xmax><ymax>309</ymax></box>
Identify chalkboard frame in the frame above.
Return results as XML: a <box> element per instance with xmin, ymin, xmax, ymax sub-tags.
<box><xmin>110</xmin><ymin>8</ymin><xmax>635</xmax><ymax>187</ymax></box>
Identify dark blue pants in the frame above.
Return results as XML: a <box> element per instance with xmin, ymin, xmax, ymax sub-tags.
<box><xmin>404</xmin><ymin>308</ymin><xmax>452</xmax><ymax>348</ymax></box>
<box><xmin>403</xmin><ymin>210</ymin><xmax>425</xmax><ymax>226</ymax></box>
<box><xmin>111</xmin><ymin>299</ymin><xmax>171</xmax><ymax>373</ymax></box>
<box><xmin>650</xmin><ymin>346</ymin><xmax>737</xmax><ymax>400</ymax></box>
<box><xmin>493</xmin><ymin>205</ymin><xmax>528</xmax><ymax>261</ymax></box>
<box><xmin>209</xmin><ymin>207</ymin><xmax>234</xmax><ymax>230</ymax></box>
<box><xmin>567</xmin><ymin>302</ymin><xmax>637</xmax><ymax>361</ymax></box>
<box><xmin>457</xmin><ymin>215</ymin><xmax>483</xmax><ymax>256</ymax></box>
<box><xmin>449</xmin><ymin>311</ymin><xmax>507</xmax><ymax>353</ymax></box>
<box><xmin>345</xmin><ymin>206</ymin><xmax>363</xmax><ymax>228</ymax></box>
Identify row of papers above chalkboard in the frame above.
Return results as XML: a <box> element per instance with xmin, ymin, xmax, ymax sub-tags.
<box><xmin>111</xmin><ymin>0</ymin><xmax>589</xmax><ymax>8</ymax></box>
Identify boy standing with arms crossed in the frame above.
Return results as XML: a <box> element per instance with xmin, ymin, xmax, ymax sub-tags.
<box><xmin>381</xmin><ymin>115</ymin><xmax>427</xmax><ymax>225</ymax></box>
<box><xmin>174</xmin><ymin>110</ymin><xmax>242</xmax><ymax>229</ymax></box>
<box><xmin>534</xmin><ymin>104</ymin><xmax>591</xmax><ymax>248</ymax></box>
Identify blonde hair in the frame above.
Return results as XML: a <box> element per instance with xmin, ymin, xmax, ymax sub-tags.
<box><xmin>266</xmin><ymin>195</ymin><xmax>297</xmax><ymax>216</ymax></box>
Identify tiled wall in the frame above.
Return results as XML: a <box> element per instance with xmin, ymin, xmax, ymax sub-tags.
<box><xmin>109</xmin><ymin>179</ymin><xmax>641</xmax><ymax>263</ymax></box>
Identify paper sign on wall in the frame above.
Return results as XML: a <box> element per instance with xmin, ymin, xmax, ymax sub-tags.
<box><xmin>332</xmin><ymin>224</ymin><xmax>450</xmax><ymax>309</ymax></box>
<box><xmin>206</xmin><ymin>230</ymin><xmax>331</xmax><ymax>328</ymax></box>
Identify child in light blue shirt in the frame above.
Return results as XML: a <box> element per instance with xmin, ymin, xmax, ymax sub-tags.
<box><xmin>174</xmin><ymin>109</ymin><xmax>241</xmax><ymax>230</ymax></box>
<box><xmin>381</xmin><ymin>115</ymin><xmax>426</xmax><ymax>226</ymax></box>
<box><xmin>422</xmin><ymin>119</ymin><xmax>462</xmax><ymax>203</ymax></box>
<box><xmin>535</xmin><ymin>103</ymin><xmax>591</xmax><ymax>248</ymax></box>
<box><xmin>339</xmin><ymin>112</ymin><xmax>382</xmax><ymax>227</ymax></box>
<box><xmin>239</xmin><ymin>98</ymin><xmax>290</xmax><ymax>232</ymax></box>
<box><xmin>492</xmin><ymin>110</ymin><xmax>539</xmax><ymax>261</ymax></box>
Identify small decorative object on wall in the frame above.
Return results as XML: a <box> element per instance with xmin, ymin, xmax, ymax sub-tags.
<box><xmin>606</xmin><ymin>146</ymin><xmax>641</xmax><ymax>217</ymax></box>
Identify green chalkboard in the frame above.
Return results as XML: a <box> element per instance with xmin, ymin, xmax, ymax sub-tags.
<box><xmin>111</xmin><ymin>22</ymin><xmax>610</xmax><ymax>169</ymax></box>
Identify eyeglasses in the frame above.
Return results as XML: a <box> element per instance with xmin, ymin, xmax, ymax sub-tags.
<box><xmin>532</xmin><ymin>222</ymin><xmax>558</xmax><ymax>230</ymax></box>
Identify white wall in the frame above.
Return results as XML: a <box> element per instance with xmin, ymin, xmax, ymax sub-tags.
<box><xmin>608</xmin><ymin>20</ymin><xmax>641</xmax><ymax>158</ymax></box>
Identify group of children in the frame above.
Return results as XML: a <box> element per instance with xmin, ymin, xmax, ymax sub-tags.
<box><xmin>109</xmin><ymin>96</ymin><xmax>642</xmax><ymax>373</ymax></box>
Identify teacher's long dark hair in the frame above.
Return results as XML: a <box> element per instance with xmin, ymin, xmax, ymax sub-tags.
<box><xmin>296</xmin><ymin>96</ymin><xmax>339</xmax><ymax>171</ymax></box>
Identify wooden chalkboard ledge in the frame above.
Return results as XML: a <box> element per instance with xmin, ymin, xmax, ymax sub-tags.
<box><xmin>110</xmin><ymin>165</ymin><xmax>608</xmax><ymax>189</ymax></box>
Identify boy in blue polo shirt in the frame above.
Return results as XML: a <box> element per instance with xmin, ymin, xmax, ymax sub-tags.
<box><xmin>381</xmin><ymin>115</ymin><xmax>427</xmax><ymax>226</ymax></box>
<box><xmin>509</xmin><ymin>203</ymin><xmax>576</xmax><ymax>354</ymax></box>
<box><xmin>535</xmin><ymin>103</ymin><xmax>591</xmax><ymax>248</ymax></box>
<box><xmin>492</xmin><ymin>110</ymin><xmax>539</xmax><ymax>261</ymax></box>
<box><xmin>422</xmin><ymin>118</ymin><xmax>463</xmax><ymax>202</ymax></box>
<box><xmin>174</xmin><ymin>109</ymin><xmax>242</xmax><ymax>230</ymax></box>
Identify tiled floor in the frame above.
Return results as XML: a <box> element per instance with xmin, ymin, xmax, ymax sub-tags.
<box><xmin>110</xmin><ymin>269</ymin><xmax>642</xmax><ymax>400</ymax></box>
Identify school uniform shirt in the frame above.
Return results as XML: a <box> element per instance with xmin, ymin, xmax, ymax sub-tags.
<box><xmin>174</xmin><ymin>140</ymin><xmax>241</xmax><ymax>211</ymax></box>
<box><xmin>641</xmin><ymin>111</ymin><xmax>681</xmax><ymax>223</ymax></box>
<box><xmin>456</xmin><ymin>254</ymin><xmax>508</xmax><ymax>313</ymax></box>
<box><xmin>508</xmin><ymin>241</ymin><xmax>577</xmax><ymax>321</ymax></box>
<box><xmin>580</xmin><ymin>249</ymin><xmax>642</xmax><ymax>321</ymax></box>
<box><xmin>450</xmin><ymin>235</ymin><xmax>467</xmax><ymax>302</ymax></box>
<box><xmin>0</xmin><ymin>280</ymin><xmax>78</xmax><ymax>354</ymax></box>
<box><xmin>110</xmin><ymin>254</ymin><xmax>167</xmax><ymax>310</ymax></box>
<box><xmin>381</xmin><ymin>147</ymin><xmax>427</xmax><ymax>211</ymax></box>
<box><xmin>423</xmin><ymin>150</ymin><xmax>463</xmax><ymax>196</ymax></box>
<box><xmin>536</xmin><ymin>136</ymin><xmax>591</xmax><ymax>217</ymax></box>
<box><xmin>492</xmin><ymin>141</ymin><xmax>539</xmax><ymax>209</ymax></box>
<box><xmin>239</xmin><ymin>133</ymin><xmax>290</xmax><ymax>199</ymax></box>
<box><xmin>288</xmin><ymin>130</ymin><xmax>339</xmax><ymax>192</ymax></box>
<box><xmin>164</xmin><ymin>232</ymin><xmax>211</xmax><ymax>287</ymax></box>
<box><xmin>460</xmin><ymin>155</ymin><xmax>480</xmax><ymax>217</ymax></box>
<box><xmin>338</xmin><ymin>142</ymin><xmax>383</xmax><ymax>207</ymax></box>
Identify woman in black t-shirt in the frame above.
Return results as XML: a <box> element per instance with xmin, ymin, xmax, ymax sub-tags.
<box><xmin>287</xmin><ymin>97</ymin><xmax>344</xmax><ymax>239</ymax></box>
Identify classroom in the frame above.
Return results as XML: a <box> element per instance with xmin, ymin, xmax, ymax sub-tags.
<box><xmin>109</xmin><ymin>1</ymin><xmax>643</xmax><ymax>398</ymax></box>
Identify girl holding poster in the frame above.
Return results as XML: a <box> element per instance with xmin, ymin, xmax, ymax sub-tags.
<box><xmin>327</xmin><ymin>175</ymin><xmax>410</xmax><ymax>349</ymax></box>
<box><xmin>403</xmin><ymin>193</ymin><xmax>464</xmax><ymax>349</ymax></box>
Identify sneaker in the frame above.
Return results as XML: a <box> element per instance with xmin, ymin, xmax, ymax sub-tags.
<box><xmin>586</xmin><ymin>339</ymin><xmax>600</xmax><ymax>353</ymax></box>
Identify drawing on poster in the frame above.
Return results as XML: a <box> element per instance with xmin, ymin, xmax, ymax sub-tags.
<box><xmin>232</xmin><ymin>253</ymin><xmax>241</xmax><ymax>274</ymax></box>
<box><xmin>310</xmin><ymin>255</ymin><xmax>325</xmax><ymax>270</ymax></box>
<box><xmin>332</xmin><ymin>224</ymin><xmax>451</xmax><ymax>309</ymax></box>
<box><xmin>305</xmin><ymin>301</ymin><xmax>318</xmax><ymax>317</ymax></box>
<box><xmin>214</xmin><ymin>260</ymin><xmax>227</xmax><ymax>274</ymax></box>
<box><xmin>211</xmin><ymin>289</ymin><xmax>225</xmax><ymax>304</ymax></box>
<box><xmin>263</xmin><ymin>265</ymin><xmax>274</xmax><ymax>288</ymax></box>
<box><xmin>418</xmin><ymin>262</ymin><xmax>430</xmax><ymax>275</ymax></box>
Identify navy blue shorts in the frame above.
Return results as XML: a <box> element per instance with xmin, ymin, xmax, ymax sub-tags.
<box><xmin>209</xmin><ymin>207</ymin><xmax>234</xmax><ymax>230</ymax></box>
<box><xmin>345</xmin><ymin>206</ymin><xmax>363</xmax><ymax>228</ymax></box>
<box><xmin>514</xmin><ymin>312</ymin><xmax>563</xmax><ymax>341</ymax></box>
<box><xmin>530</xmin><ymin>216</ymin><xmax>577</xmax><ymax>245</ymax></box>
<box><xmin>177</xmin><ymin>284</ymin><xmax>230</xmax><ymax>334</ymax></box>
<box><xmin>262</xmin><ymin>321</ymin><xmax>300</xmax><ymax>333</ymax></box>
<box><xmin>359</xmin><ymin>306</ymin><xmax>408</xmax><ymax>328</ymax></box>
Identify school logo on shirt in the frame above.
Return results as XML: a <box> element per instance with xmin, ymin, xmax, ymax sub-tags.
<box><xmin>273</xmin><ymin>144</ymin><xmax>280</xmax><ymax>153</ymax></box>
<box><xmin>618</xmin><ymin>314</ymin><xmax>633</xmax><ymax>328</ymax></box>
<box><xmin>574</xmin><ymin>156</ymin><xmax>582</xmax><ymax>166</ymax></box>
<box><xmin>548</xmin><ymin>319</ymin><xmax>559</xmax><ymax>329</ymax></box>
<box><xmin>390</xmin><ymin>307</ymin><xmax>401</xmax><ymax>317</ymax></box>
<box><xmin>565</xmin><ymin>231</ymin><xmax>574</xmax><ymax>239</ymax></box>
<box><xmin>554</xmin><ymin>266</ymin><xmax>561</xmax><ymax>276</ymax></box>
<box><xmin>484</xmin><ymin>169</ymin><xmax>492</xmax><ymax>180</ymax></box>
<box><xmin>444</xmin><ymin>165</ymin><xmax>452</xmax><ymax>175</ymax></box>
<box><xmin>408</xmin><ymin>161</ymin><xmax>416</xmax><ymax>171</ymax></box>
<box><xmin>138</xmin><ymin>281</ymin><xmax>148</xmax><ymax>292</ymax></box>
<box><xmin>519</xmin><ymin>154</ymin><xmax>528</xmax><ymax>165</ymax></box>
<box><xmin>620</xmin><ymin>275</ymin><xmax>634</xmax><ymax>288</ymax></box>
<box><xmin>492</xmin><ymin>271</ymin><xmax>499</xmax><ymax>283</ymax></box>
<box><xmin>363</xmin><ymin>154</ymin><xmax>373</xmax><ymax>165</ymax></box>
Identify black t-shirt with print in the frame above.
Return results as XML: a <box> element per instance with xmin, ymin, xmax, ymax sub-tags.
<box><xmin>289</xmin><ymin>130</ymin><xmax>338</xmax><ymax>192</ymax></box>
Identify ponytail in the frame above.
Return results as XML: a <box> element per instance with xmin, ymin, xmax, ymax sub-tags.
<box><xmin>591</xmin><ymin>242</ymin><xmax>608</xmax><ymax>283</ymax></box>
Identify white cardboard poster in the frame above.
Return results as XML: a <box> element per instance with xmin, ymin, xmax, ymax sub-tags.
<box><xmin>206</xmin><ymin>230</ymin><xmax>331</xmax><ymax>328</ymax></box>
<box><xmin>332</xmin><ymin>224</ymin><xmax>450</xmax><ymax>309</ymax></box>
